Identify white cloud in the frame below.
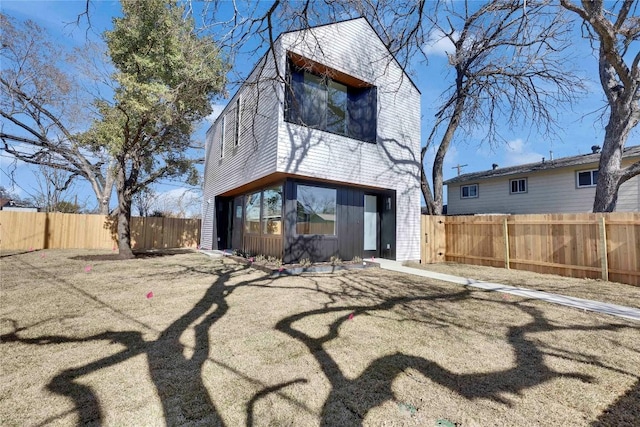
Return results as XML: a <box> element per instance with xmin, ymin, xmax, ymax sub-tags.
<box><xmin>205</xmin><ymin>103</ymin><xmax>226</xmax><ymax>124</ymax></box>
<box><xmin>422</xmin><ymin>30</ymin><xmax>457</xmax><ymax>57</ymax></box>
<box><xmin>503</xmin><ymin>138</ymin><xmax>545</xmax><ymax>166</ymax></box>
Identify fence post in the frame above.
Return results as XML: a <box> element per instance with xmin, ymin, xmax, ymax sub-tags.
<box><xmin>503</xmin><ymin>217</ymin><xmax>510</xmax><ymax>269</ymax></box>
<box><xmin>598</xmin><ymin>217</ymin><xmax>609</xmax><ymax>281</ymax></box>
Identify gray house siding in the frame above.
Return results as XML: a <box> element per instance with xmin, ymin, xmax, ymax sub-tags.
<box><xmin>446</xmin><ymin>158</ymin><xmax>640</xmax><ymax>215</ymax></box>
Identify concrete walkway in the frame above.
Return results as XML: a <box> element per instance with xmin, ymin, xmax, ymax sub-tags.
<box><xmin>373</xmin><ymin>258</ymin><xmax>640</xmax><ymax>322</ymax></box>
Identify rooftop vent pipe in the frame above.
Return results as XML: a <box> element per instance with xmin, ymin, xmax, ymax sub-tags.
<box><xmin>492</xmin><ymin>163</ymin><xmax>499</xmax><ymax>170</ymax></box>
<box><xmin>591</xmin><ymin>145</ymin><xmax>601</xmax><ymax>154</ymax></box>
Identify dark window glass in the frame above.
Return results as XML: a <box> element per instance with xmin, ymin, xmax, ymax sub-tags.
<box><xmin>577</xmin><ymin>170</ymin><xmax>598</xmax><ymax>186</ymax></box>
<box><xmin>262</xmin><ymin>186</ymin><xmax>283</xmax><ymax>235</ymax></box>
<box><xmin>327</xmin><ymin>80</ymin><xmax>347</xmax><ymax>134</ymax></box>
<box><xmin>303</xmin><ymin>73</ymin><xmax>326</xmax><ymax>129</ymax></box>
<box><xmin>511</xmin><ymin>180</ymin><xmax>518</xmax><ymax>193</ymax></box>
<box><xmin>511</xmin><ymin>179</ymin><xmax>526</xmax><ymax>193</ymax></box>
<box><xmin>296</xmin><ymin>185</ymin><xmax>336</xmax><ymax>235</ymax></box>
<box><xmin>461</xmin><ymin>184</ymin><xmax>478</xmax><ymax>198</ymax></box>
<box><xmin>285</xmin><ymin>59</ymin><xmax>376</xmax><ymax>143</ymax></box>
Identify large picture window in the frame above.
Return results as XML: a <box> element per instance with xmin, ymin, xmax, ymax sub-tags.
<box><xmin>285</xmin><ymin>58</ymin><xmax>377</xmax><ymax>143</ymax></box>
<box><xmin>296</xmin><ymin>185</ymin><xmax>337</xmax><ymax>235</ymax></box>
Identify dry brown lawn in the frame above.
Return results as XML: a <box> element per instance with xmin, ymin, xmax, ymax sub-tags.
<box><xmin>405</xmin><ymin>261</ymin><xmax>640</xmax><ymax>310</ymax></box>
<box><xmin>1</xmin><ymin>249</ymin><xmax>639</xmax><ymax>426</ymax></box>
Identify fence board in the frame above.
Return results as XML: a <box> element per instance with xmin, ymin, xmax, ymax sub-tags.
<box><xmin>0</xmin><ymin>212</ymin><xmax>200</xmax><ymax>251</ymax></box>
<box><xmin>420</xmin><ymin>213</ymin><xmax>640</xmax><ymax>287</ymax></box>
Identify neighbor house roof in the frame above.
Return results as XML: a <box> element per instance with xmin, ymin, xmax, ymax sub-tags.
<box><xmin>444</xmin><ymin>145</ymin><xmax>640</xmax><ymax>185</ymax></box>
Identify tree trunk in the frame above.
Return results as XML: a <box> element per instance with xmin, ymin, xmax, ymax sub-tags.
<box><xmin>420</xmin><ymin>146</ymin><xmax>436</xmax><ymax>215</ymax></box>
<box><xmin>593</xmin><ymin>124</ymin><xmax>625</xmax><ymax>212</ymax></box>
<box><xmin>116</xmin><ymin>169</ymin><xmax>135</xmax><ymax>259</ymax></box>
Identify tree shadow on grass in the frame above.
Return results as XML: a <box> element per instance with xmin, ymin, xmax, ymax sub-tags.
<box><xmin>270</xmin><ymin>286</ymin><xmax>626</xmax><ymax>426</ymax></box>
<box><xmin>0</xmin><ymin>261</ymin><xmax>635</xmax><ymax>426</ymax></box>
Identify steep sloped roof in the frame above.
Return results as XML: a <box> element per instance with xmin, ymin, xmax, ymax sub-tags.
<box><xmin>444</xmin><ymin>145</ymin><xmax>640</xmax><ymax>185</ymax></box>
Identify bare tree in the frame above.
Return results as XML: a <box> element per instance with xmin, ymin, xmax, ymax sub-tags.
<box><xmin>0</xmin><ymin>14</ymin><xmax>116</xmax><ymax>214</ymax></box>
<box><xmin>421</xmin><ymin>0</ymin><xmax>584</xmax><ymax>214</ymax></box>
<box><xmin>29</xmin><ymin>160</ymin><xmax>83</xmax><ymax>212</ymax></box>
<box><xmin>560</xmin><ymin>0</ymin><xmax>640</xmax><ymax>212</ymax></box>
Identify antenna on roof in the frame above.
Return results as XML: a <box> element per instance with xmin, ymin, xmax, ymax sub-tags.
<box><xmin>452</xmin><ymin>164</ymin><xmax>468</xmax><ymax>176</ymax></box>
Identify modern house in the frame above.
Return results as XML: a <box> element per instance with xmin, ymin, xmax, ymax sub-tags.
<box><xmin>444</xmin><ymin>145</ymin><xmax>640</xmax><ymax>215</ymax></box>
<box><xmin>201</xmin><ymin>18</ymin><xmax>421</xmax><ymax>263</ymax></box>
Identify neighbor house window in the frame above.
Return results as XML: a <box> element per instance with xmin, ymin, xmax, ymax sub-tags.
<box><xmin>296</xmin><ymin>184</ymin><xmax>337</xmax><ymax>235</ymax></box>
<box><xmin>577</xmin><ymin>169</ymin><xmax>598</xmax><ymax>188</ymax></box>
<box><xmin>460</xmin><ymin>184</ymin><xmax>478</xmax><ymax>199</ymax></box>
<box><xmin>510</xmin><ymin>178</ymin><xmax>527</xmax><ymax>194</ymax></box>
<box><xmin>285</xmin><ymin>57</ymin><xmax>377</xmax><ymax>143</ymax></box>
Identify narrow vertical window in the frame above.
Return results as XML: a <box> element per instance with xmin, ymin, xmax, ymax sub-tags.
<box><xmin>220</xmin><ymin>116</ymin><xmax>226</xmax><ymax>158</ymax></box>
<box><xmin>234</xmin><ymin>97</ymin><xmax>241</xmax><ymax>147</ymax></box>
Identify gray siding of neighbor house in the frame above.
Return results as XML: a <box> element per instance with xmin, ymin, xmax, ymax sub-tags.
<box><xmin>446</xmin><ymin>161</ymin><xmax>640</xmax><ymax>215</ymax></box>
<box><xmin>276</xmin><ymin>19</ymin><xmax>421</xmax><ymax>261</ymax></box>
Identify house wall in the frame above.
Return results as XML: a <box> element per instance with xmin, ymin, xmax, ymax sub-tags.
<box><xmin>201</xmin><ymin>57</ymin><xmax>281</xmax><ymax>249</ymax></box>
<box><xmin>276</xmin><ymin>19</ymin><xmax>422</xmax><ymax>261</ymax></box>
<box><xmin>446</xmin><ymin>160</ymin><xmax>640</xmax><ymax>215</ymax></box>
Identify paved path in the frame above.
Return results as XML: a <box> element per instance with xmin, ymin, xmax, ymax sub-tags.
<box><xmin>372</xmin><ymin>258</ymin><xmax>640</xmax><ymax>322</ymax></box>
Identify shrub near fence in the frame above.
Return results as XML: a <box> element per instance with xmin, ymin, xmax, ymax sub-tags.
<box><xmin>0</xmin><ymin>211</ymin><xmax>201</xmax><ymax>251</ymax></box>
<box><xmin>421</xmin><ymin>213</ymin><xmax>640</xmax><ymax>287</ymax></box>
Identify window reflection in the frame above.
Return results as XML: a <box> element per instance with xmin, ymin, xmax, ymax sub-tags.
<box><xmin>262</xmin><ymin>186</ymin><xmax>283</xmax><ymax>234</ymax></box>
<box><xmin>296</xmin><ymin>185</ymin><xmax>336</xmax><ymax>235</ymax></box>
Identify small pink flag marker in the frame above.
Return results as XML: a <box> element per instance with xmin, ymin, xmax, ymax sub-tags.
<box><xmin>146</xmin><ymin>291</ymin><xmax>154</xmax><ymax>299</ymax></box>
<box><xmin>112</xmin><ymin>245</ymin><xmax>117</xmax><ymax>251</ymax></box>
<box><xmin>29</xmin><ymin>247</ymin><xmax>34</xmax><ymax>252</ymax></box>
<box><xmin>348</xmin><ymin>313</ymin><xmax>354</xmax><ymax>320</ymax></box>
<box><xmin>84</xmin><ymin>265</ymin><xmax>92</xmax><ymax>272</ymax></box>
<box><xmin>40</xmin><ymin>253</ymin><xmax>46</xmax><ymax>258</ymax></box>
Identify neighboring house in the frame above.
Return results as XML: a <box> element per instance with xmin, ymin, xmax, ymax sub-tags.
<box><xmin>444</xmin><ymin>145</ymin><xmax>640</xmax><ymax>215</ymax></box>
<box><xmin>0</xmin><ymin>198</ymin><xmax>40</xmax><ymax>212</ymax></box>
<box><xmin>201</xmin><ymin>18</ymin><xmax>421</xmax><ymax>263</ymax></box>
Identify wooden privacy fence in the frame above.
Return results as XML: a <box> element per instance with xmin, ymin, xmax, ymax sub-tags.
<box><xmin>421</xmin><ymin>213</ymin><xmax>640</xmax><ymax>286</ymax></box>
<box><xmin>0</xmin><ymin>211</ymin><xmax>201</xmax><ymax>251</ymax></box>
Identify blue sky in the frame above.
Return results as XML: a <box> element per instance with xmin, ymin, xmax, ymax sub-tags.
<box><xmin>1</xmin><ymin>1</ymin><xmax>634</xmax><ymax>212</ymax></box>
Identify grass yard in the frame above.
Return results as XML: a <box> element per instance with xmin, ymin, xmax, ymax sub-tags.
<box><xmin>1</xmin><ymin>250</ymin><xmax>639</xmax><ymax>426</ymax></box>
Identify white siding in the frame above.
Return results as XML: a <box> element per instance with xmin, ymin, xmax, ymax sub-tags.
<box><xmin>446</xmin><ymin>160</ymin><xmax>640</xmax><ymax>215</ymax></box>
<box><xmin>276</xmin><ymin>19</ymin><xmax>421</xmax><ymax>261</ymax></box>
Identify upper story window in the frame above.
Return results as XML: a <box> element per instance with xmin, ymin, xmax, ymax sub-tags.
<box><xmin>220</xmin><ymin>116</ymin><xmax>226</xmax><ymax>158</ymax></box>
<box><xmin>285</xmin><ymin>54</ymin><xmax>377</xmax><ymax>143</ymax></box>
<box><xmin>461</xmin><ymin>184</ymin><xmax>478</xmax><ymax>199</ymax></box>
<box><xmin>510</xmin><ymin>178</ymin><xmax>527</xmax><ymax>194</ymax></box>
<box><xmin>577</xmin><ymin>169</ymin><xmax>598</xmax><ymax>188</ymax></box>
<box><xmin>234</xmin><ymin>97</ymin><xmax>241</xmax><ymax>147</ymax></box>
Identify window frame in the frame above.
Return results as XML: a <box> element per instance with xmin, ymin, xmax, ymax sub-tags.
<box><xmin>234</xmin><ymin>96</ymin><xmax>241</xmax><ymax>147</ymax></box>
<box><xmin>219</xmin><ymin>116</ymin><xmax>226</xmax><ymax>159</ymax></box>
<box><xmin>295</xmin><ymin>184</ymin><xmax>337</xmax><ymax>237</ymax></box>
<box><xmin>243</xmin><ymin>185</ymin><xmax>284</xmax><ymax>236</ymax></box>
<box><xmin>284</xmin><ymin>56</ymin><xmax>377</xmax><ymax>143</ymax></box>
<box><xmin>460</xmin><ymin>184</ymin><xmax>479</xmax><ymax>199</ymax></box>
<box><xmin>576</xmin><ymin>169</ymin><xmax>598</xmax><ymax>188</ymax></box>
<box><xmin>509</xmin><ymin>178</ymin><xmax>528</xmax><ymax>194</ymax></box>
